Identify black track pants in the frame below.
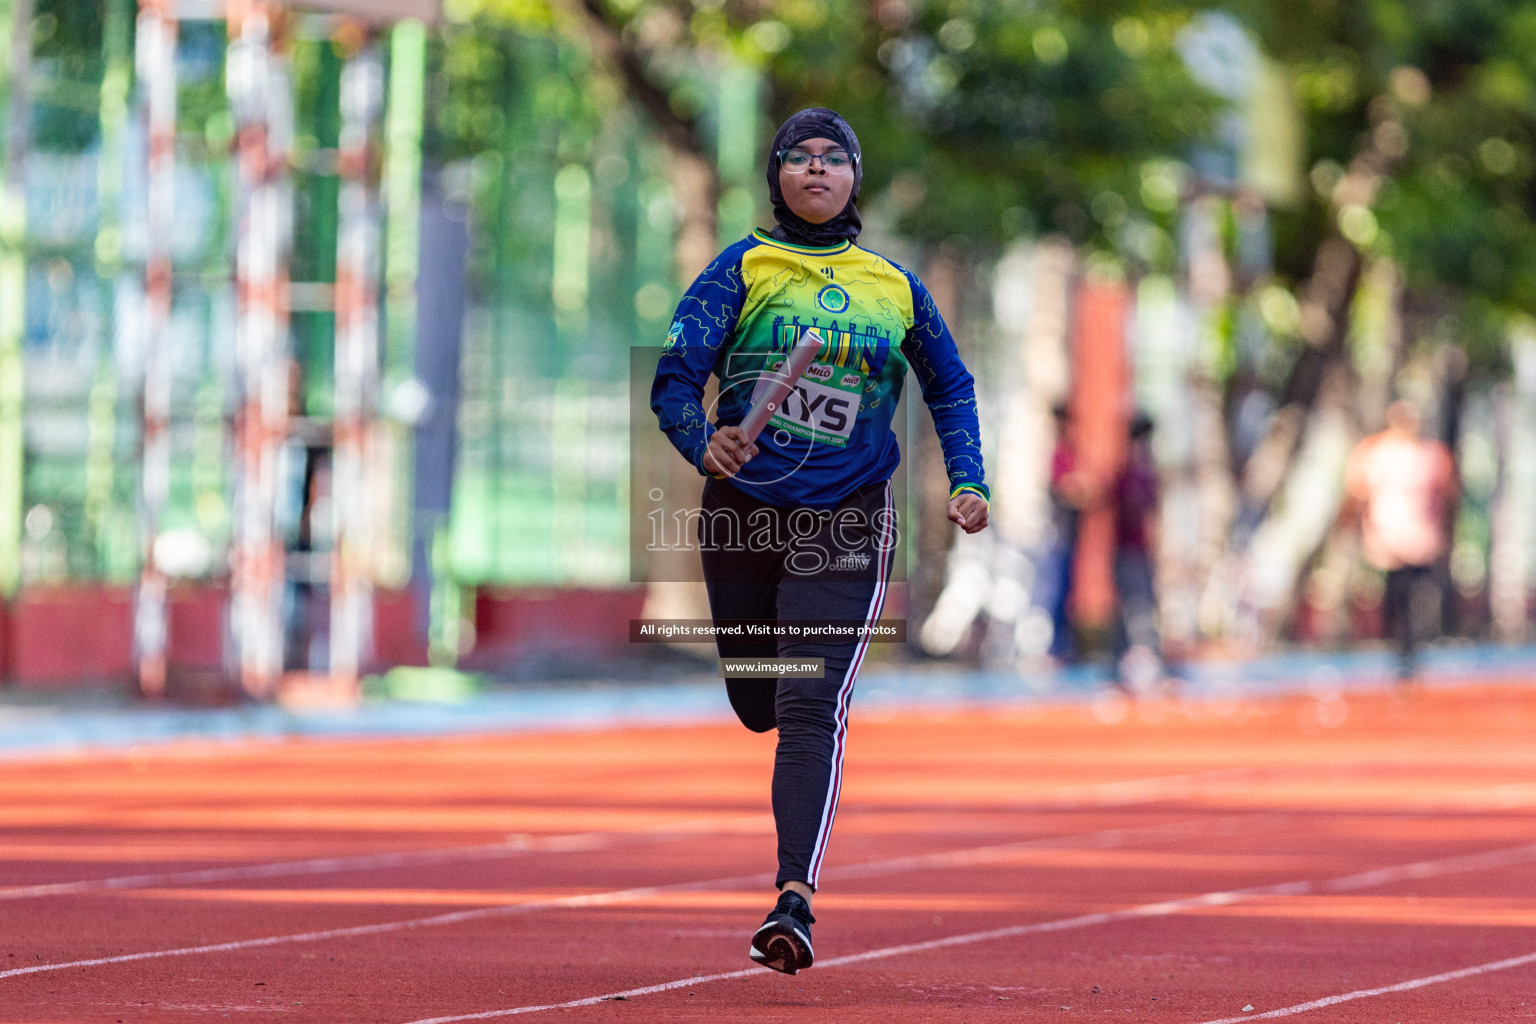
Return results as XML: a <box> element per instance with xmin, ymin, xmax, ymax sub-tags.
<box><xmin>1384</xmin><ymin>563</ymin><xmax>1432</xmax><ymax>677</ymax></box>
<box><xmin>699</xmin><ymin>476</ymin><xmax>894</xmax><ymax>890</ymax></box>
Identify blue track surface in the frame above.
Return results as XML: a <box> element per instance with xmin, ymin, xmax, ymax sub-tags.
<box><xmin>2</xmin><ymin>643</ymin><xmax>1533</xmax><ymax>759</ymax></box>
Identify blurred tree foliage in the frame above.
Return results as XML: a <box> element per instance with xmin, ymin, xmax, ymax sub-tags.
<box><xmin>559</xmin><ymin>0</ymin><xmax>1536</xmax><ymax>367</ymax></box>
<box><xmin>28</xmin><ymin>0</ymin><xmax>106</xmax><ymax>152</ymax></box>
<box><xmin>1232</xmin><ymin>0</ymin><xmax>1536</xmax><ymax>367</ymax></box>
<box><xmin>23</xmin><ymin>0</ymin><xmax>1536</xmax><ymax>348</ymax></box>
<box><xmin>571</xmin><ymin>0</ymin><xmax>1220</xmax><ymax>265</ymax></box>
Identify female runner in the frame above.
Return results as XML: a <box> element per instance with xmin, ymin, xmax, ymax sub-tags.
<box><xmin>652</xmin><ymin>107</ymin><xmax>989</xmax><ymax>974</ymax></box>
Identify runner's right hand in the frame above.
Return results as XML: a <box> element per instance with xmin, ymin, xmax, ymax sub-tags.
<box><xmin>703</xmin><ymin>426</ymin><xmax>759</xmax><ymax>477</ymax></box>
<box><xmin>947</xmin><ymin>493</ymin><xmax>990</xmax><ymax>534</ymax></box>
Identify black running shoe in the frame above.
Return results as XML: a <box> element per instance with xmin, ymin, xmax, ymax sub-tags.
<box><xmin>749</xmin><ymin>890</ymin><xmax>815</xmax><ymax>974</ymax></box>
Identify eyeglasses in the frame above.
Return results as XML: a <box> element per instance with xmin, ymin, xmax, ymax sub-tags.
<box><xmin>778</xmin><ymin>148</ymin><xmax>856</xmax><ymax>174</ymax></box>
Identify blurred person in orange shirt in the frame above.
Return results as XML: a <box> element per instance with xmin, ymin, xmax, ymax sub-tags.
<box><xmin>1343</xmin><ymin>400</ymin><xmax>1458</xmax><ymax>681</ymax></box>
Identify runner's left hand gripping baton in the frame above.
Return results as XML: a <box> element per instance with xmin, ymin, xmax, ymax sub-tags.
<box><xmin>738</xmin><ymin>329</ymin><xmax>826</xmax><ymax>444</ymax></box>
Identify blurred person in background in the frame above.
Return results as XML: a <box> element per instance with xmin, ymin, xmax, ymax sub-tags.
<box><xmin>1112</xmin><ymin>412</ymin><xmax>1163</xmax><ymax>693</ymax></box>
<box><xmin>1343</xmin><ymin>400</ymin><xmax>1458</xmax><ymax>681</ymax></box>
<box><xmin>1034</xmin><ymin>403</ymin><xmax>1096</xmax><ymax>663</ymax></box>
<box><xmin>651</xmin><ymin>108</ymin><xmax>988</xmax><ymax>976</ymax></box>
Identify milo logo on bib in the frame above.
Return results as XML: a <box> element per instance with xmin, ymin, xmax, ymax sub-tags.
<box><xmin>768</xmin><ymin>360</ymin><xmax>863</xmax><ymax>448</ymax></box>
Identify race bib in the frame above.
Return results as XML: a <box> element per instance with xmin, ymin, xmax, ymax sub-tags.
<box><xmin>764</xmin><ymin>359</ymin><xmax>863</xmax><ymax>448</ymax></box>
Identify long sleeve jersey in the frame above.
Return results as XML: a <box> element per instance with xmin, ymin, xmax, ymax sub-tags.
<box><xmin>651</xmin><ymin>228</ymin><xmax>987</xmax><ymax>509</ymax></box>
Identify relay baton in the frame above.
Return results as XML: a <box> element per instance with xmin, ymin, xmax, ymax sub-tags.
<box><xmin>738</xmin><ymin>329</ymin><xmax>826</xmax><ymax>444</ymax></box>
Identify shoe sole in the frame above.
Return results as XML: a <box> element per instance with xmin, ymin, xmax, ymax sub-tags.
<box><xmin>749</xmin><ymin>921</ymin><xmax>814</xmax><ymax>975</ymax></box>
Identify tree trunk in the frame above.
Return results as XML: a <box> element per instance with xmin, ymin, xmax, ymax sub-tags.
<box><xmin>1489</xmin><ymin>337</ymin><xmax>1536</xmax><ymax>641</ymax></box>
<box><xmin>574</xmin><ymin>0</ymin><xmax>723</xmax><ymax>627</ymax></box>
<box><xmin>1230</xmin><ymin>106</ymin><xmax>1407</xmax><ymax>645</ymax></box>
<box><xmin>575</xmin><ymin>0</ymin><xmax>718</xmax><ymax>282</ymax></box>
<box><xmin>1238</xmin><ymin>103</ymin><xmax>1406</xmax><ymax>523</ymax></box>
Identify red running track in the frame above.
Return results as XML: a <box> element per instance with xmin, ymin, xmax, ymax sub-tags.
<box><xmin>1</xmin><ymin>682</ymin><xmax>1534</xmax><ymax>1022</ymax></box>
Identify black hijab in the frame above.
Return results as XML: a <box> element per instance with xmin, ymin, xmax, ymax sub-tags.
<box><xmin>766</xmin><ymin>108</ymin><xmax>863</xmax><ymax>248</ymax></box>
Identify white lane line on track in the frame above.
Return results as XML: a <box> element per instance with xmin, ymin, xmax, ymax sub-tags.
<box><xmin>0</xmin><ymin>818</ymin><xmax>759</xmax><ymax>902</ymax></box>
<box><xmin>393</xmin><ymin>840</ymin><xmax>1536</xmax><ymax>1024</ymax></box>
<box><xmin>0</xmin><ymin>818</ymin><xmax>1215</xmax><ymax>982</ymax></box>
<box><xmin>1324</xmin><ymin>840</ymin><xmax>1536</xmax><ymax>891</ymax></box>
<box><xmin>404</xmin><ymin>968</ymin><xmax>767</xmax><ymax>1021</ymax></box>
<box><xmin>1194</xmin><ymin>949</ymin><xmax>1536</xmax><ymax>1023</ymax></box>
<box><xmin>1029</xmin><ymin>767</ymin><xmax>1261</xmax><ymax>807</ymax></box>
<box><xmin>0</xmin><ymin>840</ymin><xmax>536</xmax><ymax>902</ymax></box>
<box><xmin>1450</xmin><ymin>781</ymin><xmax>1536</xmax><ymax>809</ymax></box>
<box><xmin>0</xmin><ymin>766</ymin><xmax>1257</xmax><ymax>902</ymax></box>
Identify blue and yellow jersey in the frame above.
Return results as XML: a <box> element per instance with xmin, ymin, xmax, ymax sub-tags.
<box><xmin>651</xmin><ymin>229</ymin><xmax>988</xmax><ymax>508</ymax></box>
